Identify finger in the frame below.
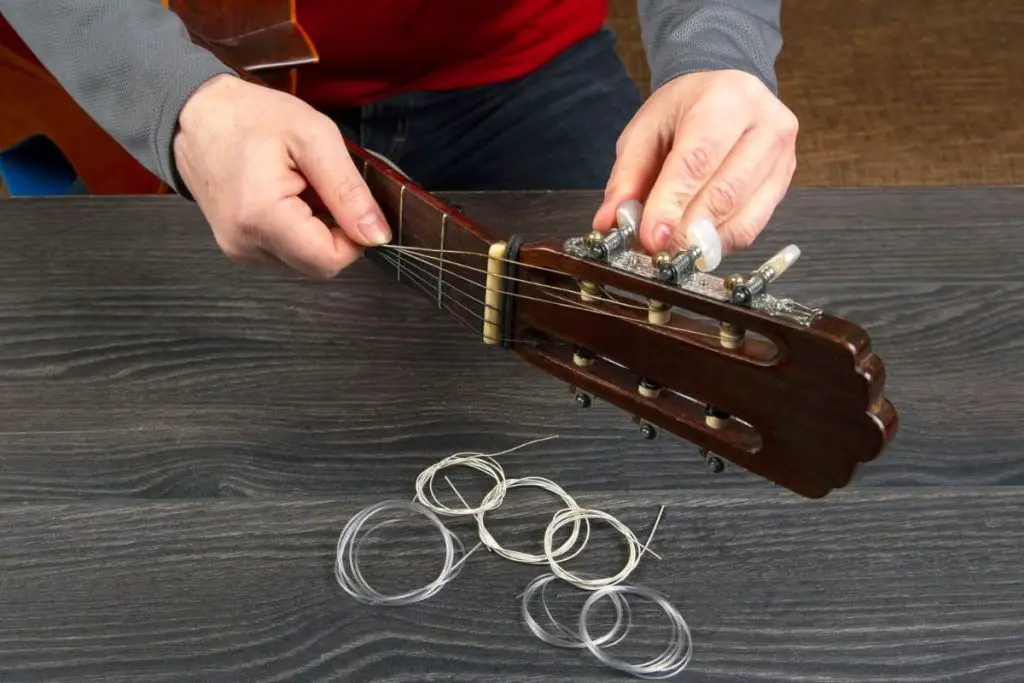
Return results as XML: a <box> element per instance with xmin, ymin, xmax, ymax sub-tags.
<box><xmin>638</xmin><ymin>107</ymin><xmax>750</xmax><ymax>253</ymax></box>
<box><xmin>592</xmin><ymin>125</ymin><xmax>669</xmax><ymax>232</ymax></box>
<box><xmin>259</xmin><ymin>195</ymin><xmax>364</xmax><ymax>279</ymax></box>
<box><xmin>667</xmin><ymin>125</ymin><xmax>784</xmax><ymax>254</ymax></box>
<box><xmin>229</xmin><ymin>246</ymin><xmax>289</xmax><ymax>271</ymax></box>
<box><xmin>714</xmin><ymin>153</ymin><xmax>796</xmax><ymax>253</ymax></box>
<box><xmin>289</xmin><ymin>117</ymin><xmax>391</xmax><ymax>247</ymax></box>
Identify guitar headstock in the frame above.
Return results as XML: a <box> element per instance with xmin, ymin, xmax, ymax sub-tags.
<box><xmin>502</xmin><ymin>201</ymin><xmax>898</xmax><ymax>498</ymax></box>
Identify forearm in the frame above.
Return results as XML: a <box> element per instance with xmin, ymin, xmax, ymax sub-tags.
<box><xmin>637</xmin><ymin>0</ymin><xmax>783</xmax><ymax>94</ymax></box>
<box><xmin>0</xmin><ymin>0</ymin><xmax>234</xmax><ymax>193</ymax></box>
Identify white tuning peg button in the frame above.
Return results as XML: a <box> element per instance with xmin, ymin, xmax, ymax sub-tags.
<box><xmin>615</xmin><ymin>199</ymin><xmax>643</xmax><ymax>234</ymax></box>
<box><xmin>686</xmin><ymin>219</ymin><xmax>722</xmax><ymax>272</ymax></box>
<box><xmin>762</xmin><ymin>244</ymin><xmax>801</xmax><ymax>281</ymax></box>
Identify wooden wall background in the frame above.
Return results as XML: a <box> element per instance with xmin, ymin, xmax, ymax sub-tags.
<box><xmin>608</xmin><ymin>0</ymin><xmax>1024</xmax><ymax>186</ymax></box>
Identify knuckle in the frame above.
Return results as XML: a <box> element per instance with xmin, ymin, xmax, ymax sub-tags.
<box><xmin>706</xmin><ymin>177</ymin><xmax>742</xmax><ymax>218</ymax></box>
<box><xmin>221</xmin><ymin>244</ymin><xmax>246</xmax><ymax>262</ymax></box>
<box><xmin>677</xmin><ymin>144</ymin><xmax>715</xmax><ymax>183</ymax></box>
<box><xmin>233</xmin><ymin>210</ymin><xmax>266</xmax><ymax>247</ymax></box>
<box><xmin>305</xmin><ymin>112</ymin><xmax>339</xmax><ymax>141</ymax></box>
<box><xmin>333</xmin><ymin>174</ymin><xmax>370</xmax><ymax>205</ymax></box>
<box><xmin>311</xmin><ymin>264</ymin><xmax>341</xmax><ymax>280</ymax></box>
<box><xmin>615</xmin><ymin>128</ymin><xmax>631</xmax><ymax>156</ymax></box>
<box><xmin>216</xmin><ymin>235</ymin><xmax>249</xmax><ymax>262</ymax></box>
<box><xmin>657</xmin><ymin>185</ymin><xmax>696</xmax><ymax>214</ymax></box>
<box><xmin>777</xmin><ymin>109</ymin><xmax>800</xmax><ymax>140</ymax></box>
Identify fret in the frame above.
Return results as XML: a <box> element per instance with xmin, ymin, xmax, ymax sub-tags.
<box><xmin>354</xmin><ymin>147</ymin><xmax>502</xmax><ymax>334</ymax></box>
<box><xmin>437</xmin><ymin>213</ymin><xmax>447</xmax><ymax>309</ymax></box>
<box><xmin>397</xmin><ymin>185</ymin><xmax>406</xmax><ymax>283</ymax></box>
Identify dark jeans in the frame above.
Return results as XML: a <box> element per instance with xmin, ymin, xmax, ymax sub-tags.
<box><xmin>325</xmin><ymin>27</ymin><xmax>644</xmax><ymax>191</ymax></box>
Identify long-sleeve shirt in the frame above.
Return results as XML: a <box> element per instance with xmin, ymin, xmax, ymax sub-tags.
<box><xmin>0</xmin><ymin>1</ymin><xmax>782</xmax><ymax>195</ymax></box>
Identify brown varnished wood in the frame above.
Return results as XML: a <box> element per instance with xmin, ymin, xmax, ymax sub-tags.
<box><xmin>508</xmin><ymin>239</ymin><xmax>898</xmax><ymax>499</ymax></box>
<box><xmin>166</xmin><ymin>0</ymin><xmax>299</xmax><ymax>42</ymax></box>
<box><xmin>168</xmin><ymin>1</ymin><xmax>318</xmax><ymax>81</ymax></box>
<box><xmin>308</xmin><ymin>145</ymin><xmax>503</xmax><ymax>324</ymax></box>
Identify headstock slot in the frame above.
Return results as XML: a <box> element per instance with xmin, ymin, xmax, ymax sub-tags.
<box><xmin>597</xmin><ymin>283</ymin><xmax>781</xmax><ymax>366</ymax></box>
<box><xmin>517</xmin><ymin>238</ymin><xmax>882</xmax><ymax>411</ymax></box>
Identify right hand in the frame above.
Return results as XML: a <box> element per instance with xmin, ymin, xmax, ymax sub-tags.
<box><xmin>173</xmin><ymin>74</ymin><xmax>391</xmax><ymax>278</ymax></box>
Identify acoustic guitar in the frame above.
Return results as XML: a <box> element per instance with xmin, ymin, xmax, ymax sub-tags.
<box><xmin>0</xmin><ymin>1</ymin><xmax>898</xmax><ymax>498</ymax></box>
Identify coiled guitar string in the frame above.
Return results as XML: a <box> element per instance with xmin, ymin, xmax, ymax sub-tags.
<box><xmin>543</xmin><ymin>505</ymin><xmax>665</xmax><ymax>591</ymax></box>
<box><xmin>334</xmin><ymin>435</ymin><xmax>691</xmax><ymax>678</ymax></box>
<box><xmin>413</xmin><ymin>435</ymin><xmax>559</xmax><ymax>516</ymax></box>
<box><xmin>579</xmin><ymin>584</ymin><xmax>693</xmax><ymax>680</ymax></box>
<box><xmin>520</xmin><ymin>572</ymin><xmax>632</xmax><ymax>650</ymax></box>
<box><xmin>475</xmin><ymin>476</ymin><xmax>591</xmax><ymax>565</ymax></box>
<box><xmin>334</xmin><ymin>499</ymin><xmax>479</xmax><ymax>606</ymax></box>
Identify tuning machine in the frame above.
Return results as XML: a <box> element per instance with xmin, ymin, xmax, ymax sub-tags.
<box><xmin>584</xmin><ymin>199</ymin><xmax>643</xmax><ymax>261</ymax></box>
<box><xmin>653</xmin><ymin>219</ymin><xmax>723</xmax><ymax>283</ymax></box>
<box><xmin>730</xmin><ymin>245</ymin><xmax>802</xmax><ymax>307</ymax></box>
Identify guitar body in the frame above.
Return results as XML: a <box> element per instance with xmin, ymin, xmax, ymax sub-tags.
<box><xmin>0</xmin><ymin>0</ymin><xmax>316</xmax><ymax>196</ymax></box>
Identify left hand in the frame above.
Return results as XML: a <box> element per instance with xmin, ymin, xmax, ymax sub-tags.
<box><xmin>593</xmin><ymin>69</ymin><xmax>798</xmax><ymax>258</ymax></box>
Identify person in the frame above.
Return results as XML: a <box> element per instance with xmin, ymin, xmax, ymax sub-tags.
<box><xmin>0</xmin><ymin>1</ymin><xmax>797</xmax><ymax>279</ymax></box>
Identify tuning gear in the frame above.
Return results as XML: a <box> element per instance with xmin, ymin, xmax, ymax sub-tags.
<box><xmin>731</xmin><ymin>244</ymin><xmax>802</xmax><ymax>306</ymax></box>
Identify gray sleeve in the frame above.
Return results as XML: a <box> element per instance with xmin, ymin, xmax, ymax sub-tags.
<box><xmin>0</xmin><ymin>0</ymin><xmax>235</xmax><ymax>195</ymax></box>
<box><xmin>637</xmin><ymin>0</ymin><xmax>783</xmax><ymax>94</ymax></box>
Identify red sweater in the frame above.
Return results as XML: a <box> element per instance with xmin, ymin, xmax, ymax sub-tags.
<box><xmin>294</xmin><ymin>1</ymin><xmax>608</xmax><ymax>107</ymax></box>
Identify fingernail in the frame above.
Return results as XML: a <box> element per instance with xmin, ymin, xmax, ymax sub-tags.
<box><xmin>356</xmin><ymin>211</ymin><xmax>391</xmax><ymax>245</ymax></box>
<box><xmin>653</xmin><ymin>223</ymin><xmax>673</xmax><ymax>250</ymax></box>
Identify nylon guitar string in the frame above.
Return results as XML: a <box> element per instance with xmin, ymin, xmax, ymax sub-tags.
<box><xmin>333</xmin><ymin>434</ymin><xmax>693</xmax><ymax>679</ymax></box>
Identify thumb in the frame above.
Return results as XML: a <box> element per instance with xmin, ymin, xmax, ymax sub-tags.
<box><xmin>289</xmin><ymin>118</ymin><xmax>392</xmax><ymax>247</ymax></box>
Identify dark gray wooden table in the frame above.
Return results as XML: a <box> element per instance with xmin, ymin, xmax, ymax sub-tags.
<box><xmin>0</xmin><ymin>189</ymin><xmax>1021</xmax><ymax>682</ymax></box>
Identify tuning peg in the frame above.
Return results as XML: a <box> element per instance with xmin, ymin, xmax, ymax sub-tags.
<box><xmin>654</xmin><ymin>219</ymin><xmax>722</xmax><ymax>283</ymax></box>
<box><xmin>638</xmin><ymin>377</ymin><xmax>662</xmax><ymax>397</ymax></box>
<box><xmin>572</xmin><ymin>347</ymin><xmax>596</xmax><ymax>367</ymax></box>
<box><xmin>639</xmin><ymin>421</ymin><xmax>657</xmax><ymax>439</ymax></box>
<box><xmin>731</xmin><ymin>244</ymin><xmax>801</xmax><ymax>306</ymax></box>
<box><xmin>699</xmin><ymin>448</ymin><xmax>726</xmax><ymax>473</ymax></box>
<box><xmin>586</xmin><ymin>199</ymin><xmax>642</xmax><ymax>260</ymax></box>
<box><xmin>572</xmin><ymin>388</ymin><xmax>592</xmax><ymax>408</ymax></box>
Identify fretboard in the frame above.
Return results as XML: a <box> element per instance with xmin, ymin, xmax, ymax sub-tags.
<box><xmin>347</xmin><ymin>145</ymin><xmax>503</xmax><ymax>335</ymax></box>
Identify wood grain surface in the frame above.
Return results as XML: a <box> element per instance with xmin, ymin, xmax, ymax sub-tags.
<box><xmin>1</xmin><ymin>490</ymin><xmax>1022</xmax><ymax>682</ymax></box>
<box><xmin>0</xmin><ymin>189</ymin><xmax>1021</xmax><ymax>681</ymax></box>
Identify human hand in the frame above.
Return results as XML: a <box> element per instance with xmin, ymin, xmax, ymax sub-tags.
<box><xmin>173</xmin><ymin>74</ymin><xmax>391</xmax><ymax>278</ymax></box>
<box><xmin>593</xmin><ymin>69</ymin><xmax>798</xmax><ymax>260</ymax></box>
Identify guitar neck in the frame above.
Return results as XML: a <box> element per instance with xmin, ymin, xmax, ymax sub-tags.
<box><xmin>343</xmin><ymin>144</ymin><xmax>506</xmax><ymax>336</ymax></box>
<box><xmin>181</xmin><ymin>26</ymin><xmax>503</xmax><ymax>334</ymax></box>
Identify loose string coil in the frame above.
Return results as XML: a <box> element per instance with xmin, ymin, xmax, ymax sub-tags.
<box><xmin>520</xmin><ymin>572</ymin><xmax>632</xmax><ymax>650</ymax></box>
<box><xmin>579</xmin><ymin>585</ymin><xmax>693</xmax><ymax>680</ymax></box>
<box><xmin>412</xmin><ymin>435</ymin><xmax>559</xmax><ymax>517</ymax></box>
<box><xmin>476</xmin><ymin>476</ymin><xmax>591</xmax><ymax>565</ymax></box>
<box><xmin>334</xmin><ymin>499</ymin><xmax>478</xmax><ymax>606</ymax></box>
<box><xmin>543</xmin><ymin>505</ymin><xmax>665</xmax><ymax>590</ymax></box>
<box><xmin>333</xmin><ymin>435</ymin><xmax>692</xmax><ymax>679</ymax></box>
